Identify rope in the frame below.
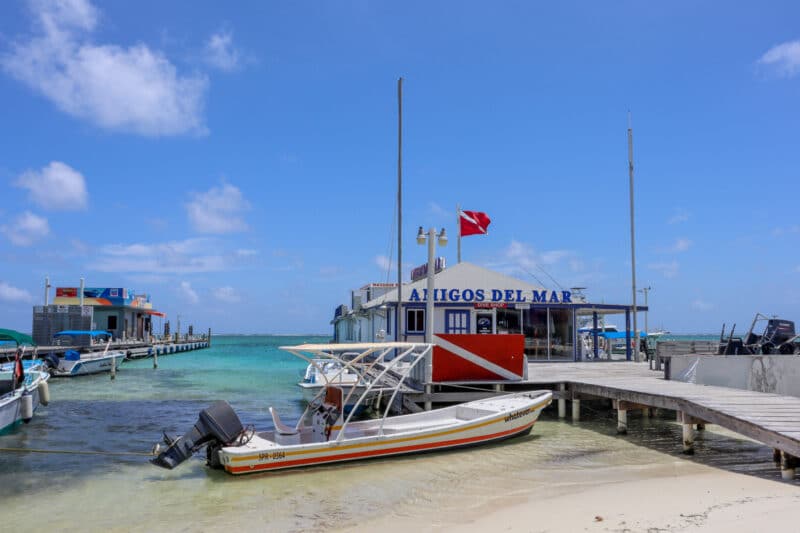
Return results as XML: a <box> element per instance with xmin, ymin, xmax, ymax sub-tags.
<box><xmin>0</xmin><ymin>447</ymin><xmax>155</xmax><ymax>457</ymax></box>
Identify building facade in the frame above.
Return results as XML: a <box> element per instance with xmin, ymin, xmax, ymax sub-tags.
<box><xmin>32</xmin><ymin>287</ymin><xmax>165</xmax><ymax>345</ymax></box>
<box><xmin>332</xmin><ymin>262</ymin><xmax>645</xmax><ymax>361</ymax></box>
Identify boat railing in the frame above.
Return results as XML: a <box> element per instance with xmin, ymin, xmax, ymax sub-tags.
<box><xmin>281</xmin><ymin>343</ymin><xmax>434</xmax><ymax>441</ymax></box>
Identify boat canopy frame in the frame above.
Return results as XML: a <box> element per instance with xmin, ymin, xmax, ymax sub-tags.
<box><xmin>280</xmin><ymin>342</ymin><xmax>434</xmax><ymax>441</ymax></box>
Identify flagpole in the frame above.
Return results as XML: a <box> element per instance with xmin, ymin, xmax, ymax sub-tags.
<box><xmin>396</xmin><ymin>77</ymin><xmax>403</xmax><ymax>341</ymax></box>
<box><xmin>628</xmin><ymin>111</ymin><xmax>640</xmax><ymax>362</ymax></box>
<box><xmin>457</xmin><ymin>204</ymin><xmax>461</xmax><ymax>263</ymax></box>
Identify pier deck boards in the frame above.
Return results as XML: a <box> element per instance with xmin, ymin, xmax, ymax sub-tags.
<box><xmin>525</xmin><ymin>362</ymin><xmax>800</xmax><ymax>458</ymax></box>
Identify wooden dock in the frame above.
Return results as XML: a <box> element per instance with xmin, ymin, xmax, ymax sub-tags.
<box><xmin>409</xmin><ymin>361</ymin><xmax>800</xmax><ymax>479</ymax></box>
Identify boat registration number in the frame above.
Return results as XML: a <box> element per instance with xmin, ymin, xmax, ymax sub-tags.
<box><xmin>258</xmin><ymin>451</ymin><xmax>286</xmax><ymax>461</ymax></box>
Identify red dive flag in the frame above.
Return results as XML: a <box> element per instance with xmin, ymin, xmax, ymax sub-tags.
<box><xmin>459</xmin><ymin>210</ymin><xmax>491</xmax><ymax>236</ymax></box>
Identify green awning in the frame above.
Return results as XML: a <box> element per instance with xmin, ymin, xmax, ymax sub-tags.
<box><xmin>0</xmin><ymin>329</ymin><xmax>35</xmax><ymax>346</ymax></box>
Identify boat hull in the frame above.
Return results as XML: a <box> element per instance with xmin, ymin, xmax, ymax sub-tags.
<box><xmin>0</xmin><ymin>373</ymin><xmax>47</xmax><ymax>433</ymax></box>
<box><xmin>52</xmin><ymin>352</ymin><xmax>124</xmax><ymax>377</ymax></box>
<box><xmin>218</xmin><ymin>392</ymin><xmax>551</xmax><ymax>474</ymax></box>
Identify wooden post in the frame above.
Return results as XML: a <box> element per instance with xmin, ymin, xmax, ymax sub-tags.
<box><xmin>681</xmin><ymin>412</ymin><xmax>694</xmax><ymax>455</ymax></box>
<box><xmin>110</xmin><ymin>355</ymin><xmax>116</xmax><ymax>380</ymax></box>
<box><xmin>696</xmin><ymin>422</ymin><xmax>705</xmax><ymax>431</ymax></box>
<box><xmin>493</xmin><ymin>383</ymin><xmax>504</xmax><ymax>392</ymax></box>
<box><xmin>617</xmin><ymin>407</ymin><xmax>628</xmax><ymax>434</ymax></box>
<box><xmin>780</xmin><ymin>452</ymin><xmax>797</xmax><ymax>480</ymax></box>
<box><xmin>571</xmin><ymin>399</ymin><xmax>580</xmax><ymax>421</ymax></box>
<box><xmin>207</xmin><ymin>328</ymin><xmax>212</xmax><ymax>347</ymax></box>
<box><xmin>153</xmin><ymin>348</ymin><xmax>158</xmax><ymax>369</ymax></box>
<box><xmin>558</xmin><ymin>383</ymin><xmax>566</xmax><ymax>419</ymax></box>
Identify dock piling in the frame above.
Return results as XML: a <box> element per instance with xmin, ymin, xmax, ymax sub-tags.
<box><xmin>780</xmin><ymin>452</ymin><xmax>797</xmax><ymax>480</ymax></box>
<box><xmin>558</xmin><ymin>384</ymin><xmax>566</xmax><ymax>419</ymax></box>
<box><xmin>153</xmin><ymin>349</ymin><xmax>158</xmax><ymax>369</ymax></box>
<box><xmin>571</xmin><ymin>399</ymin><xmax>580</xmax><ymax>421</ymax></box>
<box><xmin>617</xmin><ymin>407</ymin><xmax>628</xmax><ymax>434</ymax></box>
<box><xmin>681</xmin><ymin>412</ymin><xmax>694</xmax><ymax>455</ymax></box>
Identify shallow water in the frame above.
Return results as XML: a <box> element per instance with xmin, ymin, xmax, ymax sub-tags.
<box><xmin>0</xmin><ymin>336</ymin><xmax>794</xmax><ymax>531</ymax></box>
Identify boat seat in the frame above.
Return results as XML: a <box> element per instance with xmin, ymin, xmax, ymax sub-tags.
<box><xmin>269</xmin><ymin>407</ymin><xmax>302</xmax><ymax>445</ymax></box>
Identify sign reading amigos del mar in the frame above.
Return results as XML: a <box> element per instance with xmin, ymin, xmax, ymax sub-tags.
<box><xmin>407</xmin><ymin>288</ymin><xmax>573</xmax><ymax>304</ymax></box>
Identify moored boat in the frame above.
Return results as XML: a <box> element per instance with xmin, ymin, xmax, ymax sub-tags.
<box><xmin>0</xmin><ymin>349</ymin><xmax>51</xmax><ymax>433</ymax></box>
<box><xmin>151</xmin><ymin>342</ymin><xmax>552</xmax><ymax>474</ymax></box>
<box><xmin>43</xmin><ymin>331</ymin><xmax>125</xmax><ymax>377</ymax></box>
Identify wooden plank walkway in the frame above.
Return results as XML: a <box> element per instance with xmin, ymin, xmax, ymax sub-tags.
<box><xmin>526</xmin><ymin>362</ymin><xmax>800</xmax><ymax>459</ymax></box>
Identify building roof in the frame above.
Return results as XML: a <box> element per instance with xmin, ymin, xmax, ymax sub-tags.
<box><xmin>362</xmin><ymin>262</ymin><xmax>547</xmax><ymax>308</ymax></box>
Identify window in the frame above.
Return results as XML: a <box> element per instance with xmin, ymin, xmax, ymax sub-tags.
<box><xmin>406</xmin><ymin>308</ymin><xmax>425</xmax><ymax>334</ymax></box>
<box><xmin>107</xmin><ymin>315</ymin><xmax>118</xmax><ymax>330</ymax></box>
<box><xmin>445</xmin><ymin>310</ymin><xmax>470</xmax><ymax>334</ymax></box>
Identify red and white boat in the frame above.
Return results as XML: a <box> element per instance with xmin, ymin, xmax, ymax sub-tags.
<box><xmin>151</xmin><ymin>342</ymin><xmax>552</xmax><ymax>474</ymax></box>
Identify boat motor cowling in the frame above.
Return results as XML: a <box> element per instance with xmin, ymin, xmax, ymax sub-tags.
<box><xmin>151</xmin><ymin>401</ymin><xmax>244</xmax><ymax>470</ymax></box>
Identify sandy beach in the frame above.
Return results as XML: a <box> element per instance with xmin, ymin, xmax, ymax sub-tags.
<box><xmin>361</xmin><ymin>460</ymin><xmax>800</xmax><ymax>533</ymax></box>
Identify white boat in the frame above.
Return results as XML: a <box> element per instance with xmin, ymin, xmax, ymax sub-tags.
<box><xmin>0</xmin><ymin>352</ymin><xmax>51</xmax><ymax>433</ymax></box>
<box><xmin>152</xmin><ymin>342</ymin><xmax>552</xmax><ymax>474</ymax></box>
<box><xmin>298</xmin><ymin>358</ymin><xmax>363</xmax><ymax>390</ymax></box>
<box><xmin>43</xmin><ymin>349</ymin><xmax>125</xmax><ymax>377</ymax></box>
<box><xmin>44</xmin><ymin>331</ymin><xmax>125</xmax><ymax>377</ymax></box>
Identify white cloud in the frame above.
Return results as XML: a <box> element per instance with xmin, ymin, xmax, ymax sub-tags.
<box><xmin>186</xmin><ymin>182</ymin><xmax>249</xmax><ymax>234</ymax></box>
<box><xmin>204</xmin><ymin>30</ymin><xmax>241</xmax><ymax>72</ymax></box>
<box><xmin>758</xmin><ymin>40</ymin><xmax>800</xmax><ymax>78</ymax></box>
<box><xmin>691</xmin><ymin>299</ymin><xmax>714</xmax><ymax>311</ymax></box>
<box><xmin>15</xmin><ymin>161</ymin><xmax>88</xmax><ymax>210</ymax></box>
<box><xmin>428</xmin><ymin>202</ymin><xmax>449</xmax><ymax>218</ymax></box>
<box><xmin>235</xmin><ymin>248</ymin><xmax>257</xmax><ymax>257</ymax></box>
<box><xmin>93</xmin><ymin>238</ymin><xmax>230</xmax><ymax>273</ymax></box>
<box><xmin>0</xmin><ymin>281</ymin><xmax>34</xmax><ymax>303</ymax></box>
<box><xmin>648</xmin><ymin>260</ymin><xmax>679</xmax><ymax>279</ymax></box>
<box><xmin>1</xmin><ymin>211</ymin><xmax>50</xmax><ymax>246</ymax></box>
<box><xmin>212</xmin><ymin>286</ymin><xmax>240</xmax><ymax>303</ymax></box>
<box><xmin>669</xmin><ymin>238</ymin><xmax>692</xmax><ymax>253</ymax></box>
<box><xmin>375</xmin><ymin>255</ymin><xmax>392</xmax><ymax>271</ymax></box>
<box><xmin>668</xmin><ymin>208</ymin><xmax>689</xmax><ymax>224</ymax></box>
<box><xmin>179</xmin><ymin>281</ymin><xmax>199</xmax><ymax>304</ymax></box>
<box><xmin>1</xmin><ymin>0</ymin><xmax>208</xmax><ymax>136</ymax></box>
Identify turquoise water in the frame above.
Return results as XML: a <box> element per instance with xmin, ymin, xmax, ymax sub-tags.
<box><xmin>0</xmin><ymin>335</ymin><xmax>793</xmax><ymax>531</ymax></box>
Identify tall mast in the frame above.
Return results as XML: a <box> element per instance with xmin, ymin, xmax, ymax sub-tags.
<box><xmin>628</xmin><ymin>112</ymin><xmax>640</xmax><ymax>362</ymax></box>
<box><xmin>396</xmin><ymin>77</ymin><xmax>403</xmax><ymax>340</ymax></box>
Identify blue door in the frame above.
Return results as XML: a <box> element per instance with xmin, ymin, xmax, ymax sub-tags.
<box><xmin>445</xmin><ymin>310</ymin><xmax>470</xmax><ymax>334</ymax></box>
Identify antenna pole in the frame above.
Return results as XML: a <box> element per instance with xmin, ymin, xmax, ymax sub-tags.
<box><xmin>628</xmin><ymin>112</ymin><xmax>640</xmax><ymax>362</ymax></box>
<box><xmin>396</xmin><ymin>77</ymin><xmax>403</xmax><ymax>341</ymax></box>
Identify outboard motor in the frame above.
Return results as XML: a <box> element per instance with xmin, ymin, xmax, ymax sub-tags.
<box><xmin>151</xmin><ymin>401</ymin><xmax>244</xmax><ymax>470</ymax></box>
<box><xmin>41</xmin><ymin>353</ymin><xmax>60</xmax><ymax>371</ymax></box>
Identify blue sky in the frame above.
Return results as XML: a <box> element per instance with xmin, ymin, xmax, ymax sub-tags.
<box><xmin>1</xmin><ymin>0</ymin><xmax>799</xmax><ymax>334</ymax></box>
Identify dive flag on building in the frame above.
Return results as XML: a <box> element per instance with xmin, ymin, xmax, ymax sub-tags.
<box><xmin>459</xmin><ymin>210</ymin><xmax>491</xmax><ymax>236</ymax></box>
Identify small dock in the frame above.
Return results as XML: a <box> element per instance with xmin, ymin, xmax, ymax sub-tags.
<box><xmin>0</xmin><ymin>337</ymin><xmax>211</xmax><ymax>363</ymax></box>
<box><xmin>408</xmin><ymin>361</ymin><xmax>800</xmax><ymax>479</ymax></box>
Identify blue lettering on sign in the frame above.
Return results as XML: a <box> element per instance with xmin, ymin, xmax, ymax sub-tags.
<box><xmin>516</xmin><ymin>290</ymin><xmax>526</xmax><ymax>302</ymax></box>
<box><xmin>475</xmin><ymin>289</ymin><xmax>485</xmax><ymax>302</ymax></box>
<box><xmin>410</xmin><ymin>288</ymin><xmax>421</xmax><ymax>302</ymax></box>
<box><xmin>462</xmin><ymin>289</ymin><xmax>474</xmax><ymax>301</ymax></box>
<box><xmin>491</xmin><ymin>289</ymin><xmax>503</xmax><ymax>302</ymax></box>
<box><xmin>448</xmin><ymin>289</ymin><xmax>460</xmax><ymax>301</ymax></box>
<box><xmin>561</xmin><ymin>290</ymin><xmax>572</xmax><ymax>303</ymax></box>
<box><xmin>549</xmin><ymin>291</ymin><xmax>560</xmax><ymax>303</ymax></box>
<box><xmin>532</xmin><ymin>290</ymin><xmax>547</xmax><ymax>303</ymax></box>
<box><xmin>504</xmin><ymin>289</ymin><xmax>515</xmax><ymax>302</ymax></box>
